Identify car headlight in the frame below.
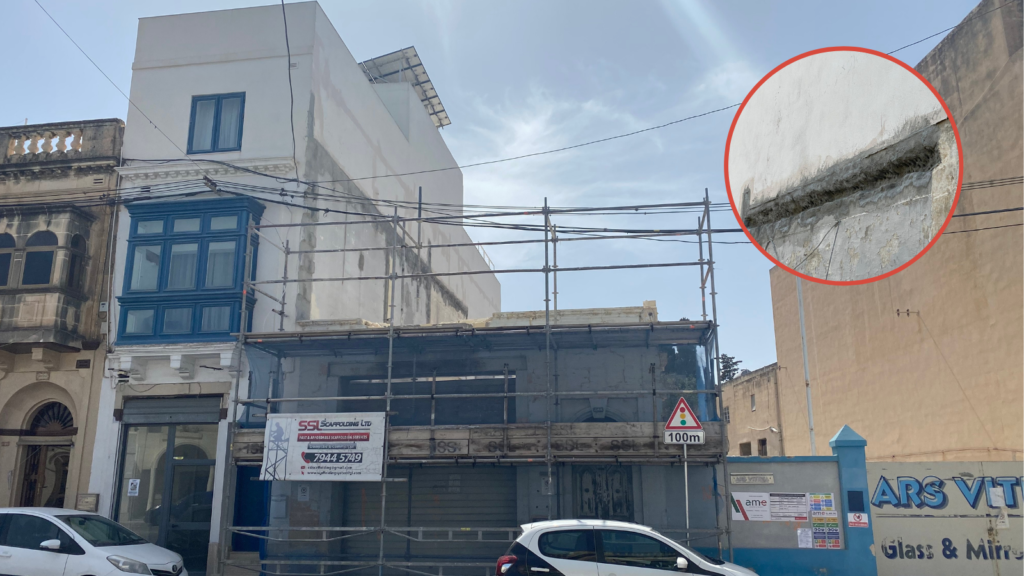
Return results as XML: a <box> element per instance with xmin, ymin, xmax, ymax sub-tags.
<box><xmin>107</xmin><ymin>555</ymin><xmax>153</xmax><ymax>575</ymax></box>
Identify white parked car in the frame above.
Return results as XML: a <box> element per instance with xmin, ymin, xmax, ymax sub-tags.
<box><xmin>0</xmin><ymin>508</ymin><xmax>185</xmax><ymax>576</ymax></box>
<box><xmin>496</xmin><ymin>519</ymin><xmax>757</xmax><ymax>576</ymax></box>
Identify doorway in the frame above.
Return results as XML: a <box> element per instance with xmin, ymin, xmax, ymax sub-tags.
<box><xmin>573</xmin><ymin>465</ymin><xmax>634</xmax><ymax>522</ymax></box>
<box><xmin>18</xmin><ymin>402</ymin><xmax>76</xmax><ymax>508</ymax></box>
<box><xmin>117</xmin><ymin>423</ymin><xmax>217</xmax><ymax>575</ymax></box>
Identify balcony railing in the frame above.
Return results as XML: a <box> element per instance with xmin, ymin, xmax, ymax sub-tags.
<box><xmin>0</xmin><ymin>119</ymin><xmax>123</xmax><ymax>169</ymax></box>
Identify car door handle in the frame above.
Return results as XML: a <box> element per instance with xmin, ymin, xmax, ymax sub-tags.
<box><xmin>0</xmin><ymin>550</ymin><xmax>11</xmax><ymax>558</ymax></box>
<box><xmin>530</xmin><ymin>569</ymin><xmax>549</xmax><ymax>573</ymax></box>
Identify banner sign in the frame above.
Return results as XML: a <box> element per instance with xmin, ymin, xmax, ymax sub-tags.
<box><xmin>260</xmin><ymin>412</ymin><xmax>386</xmax><ymax>482</ymax></box>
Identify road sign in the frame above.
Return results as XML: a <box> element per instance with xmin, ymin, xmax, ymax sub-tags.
<box><xmin>664</xmin><ymin>397</ymin><xmax>704</xmax><ymax>444</ymax></box>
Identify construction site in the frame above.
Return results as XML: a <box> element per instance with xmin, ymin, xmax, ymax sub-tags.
<box><xmin>218</xmin><ymin>192</ymin><xmax>738</xmax><ymax>575</ymax></box>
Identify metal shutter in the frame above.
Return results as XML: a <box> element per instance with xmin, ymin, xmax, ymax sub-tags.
<box><xmin>341</xmin><ymin>466</ymin><xmax>517</xmax><ymax>569</ymax></box>
<box><xmin>121</xmin><ymin>396</ymin><xmax>222</xmax><ymax>424</ymax></box>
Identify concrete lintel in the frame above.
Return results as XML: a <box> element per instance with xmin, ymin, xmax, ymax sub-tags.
<box><xmin>118</xmin><ymin>355</ymin><xmax>147</xmax><ymax>382</ymax></box>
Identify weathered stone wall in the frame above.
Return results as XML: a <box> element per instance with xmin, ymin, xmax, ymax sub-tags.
<box><xmin>769</xmin><ymin>0</ymin><xmax>1023</xmax><ymax>460</ymax></box>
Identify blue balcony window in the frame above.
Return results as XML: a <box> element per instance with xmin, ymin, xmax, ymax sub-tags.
<box><xmin>117</xmin><ymin>198</ymin><xmax>264</xmax><ymax>344</ymax></box>
<box><xmin>187</xmin><ymin>93</ymin><xmax>245</xmax><ymax>154</ymax></box>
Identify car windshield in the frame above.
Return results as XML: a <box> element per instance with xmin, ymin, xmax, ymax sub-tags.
<box><xmin>57</xmin><ymin>515</ymin><xmax>148</xmax><ymax>547</ymax></box>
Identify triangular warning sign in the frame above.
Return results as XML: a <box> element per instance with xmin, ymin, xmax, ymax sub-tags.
<box><xmin>665</xmin><ymin>397</ymin><xmax>703</xmax><ymax>430</ymax></box>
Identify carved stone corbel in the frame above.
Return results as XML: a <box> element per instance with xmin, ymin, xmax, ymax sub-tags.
<box><xmin>31</xmin><ymin>347</ymin><xmax>60</xmax><ymax>371</ymax></box>
<box><xmin>169</xmin><ymin>354</ymin><xmax>196</xmax><ymax>380</ymax></box>
<box><xmin>119</xmin><ymin>355</ymin><xmax>146</xmax><ymax>382</ymax></box>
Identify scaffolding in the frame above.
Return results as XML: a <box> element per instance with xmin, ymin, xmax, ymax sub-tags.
<box><xmin>220</xmin><ymin>188</ymin><xmax>736</xmax><ymax>576</ymax></box>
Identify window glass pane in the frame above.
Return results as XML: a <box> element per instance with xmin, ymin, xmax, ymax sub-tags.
<box><xmin>58</xmin><ymin>515</ymin><xmax>146</xmax><ymax>547</ymax></box>
<box><xmin>539</xmin><ymin>530</ymin><xmax>596</xmax><ymax>561</ymax></box>
<box><xmin>173</xmin><ymin>218</ymin><xmax>201</xmax><ymax>233</ymax></box>
<box><xmin>129</xmin><ymin>245</ymin><xmax>161</xmax><ymax>290</ymax></box>
<box><xmin>217</xmin><ymin>97</ymin><xmax>243</xmax><ymax>149</ymax></box>
<box><xmin>4</xmin><ymin>514</ymin><xmax>61</xmax><ymax>550</ymax></box>
<box><xmin>137</xmin><ymin>220</ymin><xmax>163</xmax><ymax>235</ymax></box>
<box><xmin>21</xmin><ymin>251</ymin><xmax>54</xmax><ymax>285</ymax></box>
<box><xmin>201</xmin><ymin>306</ymin><xmax>231</xmax><ymax>332</ymax></box>
<box><xmin>599</xmin><ymin>530</ymin><xmax>678</xmax><ymax>569</ymax></box>
<box><xmin>125</xmin><ymin>310</ymin><xmax>155</xmax><ymax>335</ymax></box>
<box><xmin>191</xmin><ymin>99</ymin><xmax>216</xmax><ymax>152</ymax></box>
<box><xmin>0</xmin><ymin>253</ymin><xmax>10</xmax><ymax>287</ymax></box>
<box><xmin>210</xmin><ymin>215</ymin><xmax>238</xmax><ymax>230</ymax></box>
<box><xmin>26</xmin><ymin>231</ymin><xmax>57</xmax><ymax>247</ymax></box>
<box><xmin>205</xmin><ymin>240</ymin><xmax>236</xmax><ymax>287</ymax></box>
<box><xmin>0</xmin><ymin>234</ymin><xmax>14</xmax><ymax>248</ymax></box>
<box><xmin>167</xmin><ymin>243</ymin><xmax>198</xmax><ymax>290</ymax></box>
<box><xmin>164</xmin><ymin>308</ymin><xmax>193</xmax><ymax>334</ymax></box>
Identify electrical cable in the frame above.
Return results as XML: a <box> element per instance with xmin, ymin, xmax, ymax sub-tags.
<box><xmin>280</xmin><ymin>0</ymin><xmax>300</xmax><ymax>184</ymax></box>
<box><xmin>945</xmin><ymin>223</ymin><xmax>1023</xmax><ymax>234</ymax></box>
<box><xmin>886</xmin><ymin>0</ymin><xmax>1018</xmax><ymax>54</ymax></box>
<box><xmin>952</xmin><ymin>207</ymin><xmax>1023</xmax><ymax>217</ymax></box>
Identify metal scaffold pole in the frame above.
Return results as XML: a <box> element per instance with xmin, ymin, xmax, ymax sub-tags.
<box><xmin>543</xmin><ymin>198</ymin><xmax>554</xmax><ymax>520</ymax></box>
<box><xmin>705</xmin><ymin>188</ymin><xmax>734</xmax><ymax>561</ymax></box>
<box><xmin>377</xmin><ymin>207</ymin><xmax>399</xmax><ymax>575</ymax></box>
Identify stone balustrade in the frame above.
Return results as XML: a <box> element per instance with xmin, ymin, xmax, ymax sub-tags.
<box><xmin>0</xmin><ymin>119</ymin><xmax>123</xmax><ymax>169</ymax></box>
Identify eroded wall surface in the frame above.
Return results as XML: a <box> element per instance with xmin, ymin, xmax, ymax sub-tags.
<box><xmin>730</xmin><ymin>50</ymin><xmax>959</xmax><ymax>280</ymax></box>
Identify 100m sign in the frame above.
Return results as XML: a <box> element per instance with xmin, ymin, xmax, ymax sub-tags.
<box><xmin>665</xmin><ymin>430</ymin><xmax>705</xmax><ymax>445</ymax></box>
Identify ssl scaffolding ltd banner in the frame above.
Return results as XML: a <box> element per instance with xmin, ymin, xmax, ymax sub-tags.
<box><xmin>259</xmin><ymin>413</ymin><xmax>386</xmax><ymax>482</ymax></box>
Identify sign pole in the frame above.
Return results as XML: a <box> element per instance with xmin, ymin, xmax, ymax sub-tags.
<box><xmin>684</xmin><ymin>443</ymin><xmax>690</xmax><ymax>532</ymax></box>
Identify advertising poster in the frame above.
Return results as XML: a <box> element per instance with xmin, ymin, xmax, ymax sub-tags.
<box><xmin>260</xmin><ymin>412</ymin><xmax>386</xmax><ymax>482</ymax></box>
<box><xmin>731</xmin><ymin>492</ymin><xmax>771</xmax><ymax>521</ymax></box>
<box><xmin>809</xmin><ymin>492</ymin><xmax>841</xmax><ymax>549</ymax></box>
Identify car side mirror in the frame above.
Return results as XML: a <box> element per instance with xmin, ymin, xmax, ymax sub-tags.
<box><xmin>39</xmin><ymin>539</ymin><xmax>61</xmax><ymax>551</ymax></box>
<box><xmin>676</xmin><ymin>556</ymin><xmax>688</xmax><ymax>570</ymax></box>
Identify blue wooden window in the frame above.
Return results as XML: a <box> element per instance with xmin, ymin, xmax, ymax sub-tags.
<box><xmin>117</xmin><ymin>198</ymin><xmax>264</xmax><ymax>344</ymax></box>
<box><xmin>187</xmin><ymin>93</ymin><xmax>245</xmax><ymax>154</ymax></box>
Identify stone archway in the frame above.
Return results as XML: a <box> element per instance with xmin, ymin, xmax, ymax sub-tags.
<box><xmin>17</xmin><ymin>400</ymin><xmax>76</xmax><ymax>508</ymax></box>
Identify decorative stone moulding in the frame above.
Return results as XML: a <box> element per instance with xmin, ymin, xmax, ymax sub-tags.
<box><xmin>116</xmin><ymin>157</ymin><xmax>296</xmax><ymax>184</ymax></box>
<box><xmin>113</xmin><ymin>344</ymin><xmax>239</xmax><ymax>383</ymax></box>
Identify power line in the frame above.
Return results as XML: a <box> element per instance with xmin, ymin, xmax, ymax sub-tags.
<box><xmin>887</xmin><ymin>0</ymin><xmax>1018</xmax><ymax>55</ymax></box>
<box><xmin>280</xmin><ymin>0</ymin><xmax>300</xmax><ymax>184</ymax></box>
<box><xmin>945</xmin><ymin>223</ymin><xmax>1023</xmax><ymax>234</ymax></box>
<box><xmin>32</xmin><ymin>0</ymin><xmax>213</xmax><ymax>179</ymax></box>
<box><xmin>952</xmin><ymin>207</ymin><xmax>1023</xmax><ymax>217</ymax></box>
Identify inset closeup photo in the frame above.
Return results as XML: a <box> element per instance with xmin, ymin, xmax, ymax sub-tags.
<box><xmin>725</xmin><ymin>47</ymin><xmax>962</xmax><ymax>284</ymax></box>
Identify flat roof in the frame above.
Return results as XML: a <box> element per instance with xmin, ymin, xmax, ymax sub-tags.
<box><xmin>243</xmin><ymin>320</ymin><xmax>713</xmax><ymax>357</ymax></box>
<box><xmin>359</xmin><ymin>46</ymin><xmax>451</xmax><ymax>128</ymax></box>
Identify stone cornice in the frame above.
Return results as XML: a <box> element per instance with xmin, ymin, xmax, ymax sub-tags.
<box><xmin>116</xmin><ymin>157</ymin><xmax>295</xmax><ymax>183</ymax></box>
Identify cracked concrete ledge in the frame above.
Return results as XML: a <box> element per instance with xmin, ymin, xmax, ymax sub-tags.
<box><xmin>749</xmin><ymin>119</ymin><xmax>958</xmax><ymax>281</ymax></box>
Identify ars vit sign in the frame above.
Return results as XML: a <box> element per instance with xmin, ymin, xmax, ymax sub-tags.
<box><xmin>260</xmin><ymin>412</ymin><xmax>386</xmax><ymax>482</ymax></box>
<box><xmin>664</xmin><ymin>397</ymin><xmax>704</xmax><ymax>444</ymax></box>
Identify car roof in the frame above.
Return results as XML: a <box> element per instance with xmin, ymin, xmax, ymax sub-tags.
<box><xmin>0</xmin><ymin>508</ymin><xmax>97</xmax><ymax>517</ymax></box>
<box><xmin>521</xmin><ymin>519</ymin><xmax>655</xmax><ymax>533</ymax></box>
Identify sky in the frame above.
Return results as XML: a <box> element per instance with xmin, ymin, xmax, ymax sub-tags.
<box><xmin>0</xmin><ymin>0</ymin><xmax>979</xmax><ymax>372</ymax></box>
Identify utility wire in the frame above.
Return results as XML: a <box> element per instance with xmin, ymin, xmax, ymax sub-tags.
<box><xmin>945</xmin><ymin>223</ymin><xmax>1023</xmax><ymax>234</ymax></box>
<box><xmin>952</xmin><ymin>207</ymin><xmax>1023</xmax><ymax>217</ymax></box>
<box><xmin>32</xmin><ymin>0</ymin><xmax>213</xmax><ymax>179</ymax></box>
<box><xmin>887</xmin><ymin>0</ymin><xmax>1018</xmax><ymax>54</ymax></box>
<box><xmin>280</xmin><ymin>0</ymin><xmax>300</xmax><ymax>184</ymax></box>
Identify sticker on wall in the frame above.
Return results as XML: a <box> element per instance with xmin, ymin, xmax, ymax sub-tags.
<box><xmin>127</xmin><ymin>479</ymin><xmax>141</xmax><ymax>497</ymax></box>
<box><xmin>731</xmin><ymin>492</ymin><xmax>771</xmax><ymax>521</ymax></box>
<box><xmin>848</xmin><ymin>512</ymin><xmax>869</xmax><ymax>528</ymax></box>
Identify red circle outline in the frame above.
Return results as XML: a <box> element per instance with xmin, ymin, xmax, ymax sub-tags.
<box><xmin>723</xmin><ymin>46</ymin><xmax>964</xmax><ymax>286</ymax></box>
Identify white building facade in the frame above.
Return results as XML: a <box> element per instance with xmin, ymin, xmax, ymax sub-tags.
<box><xmin>87</xmin><ymin>4</ymin><xmax>499</xmax><ymax>574</ymax></box>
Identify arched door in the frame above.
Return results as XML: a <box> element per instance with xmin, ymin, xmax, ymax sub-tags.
<box><xmin>19</xmin><ymin>402</ymin><xmax>75</xmax><ymax>507</ymax></box>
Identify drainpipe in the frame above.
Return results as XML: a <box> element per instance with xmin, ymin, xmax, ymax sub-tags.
<box><xmin>796</xmin><ymin>278</ymin><xmax>816</xmax><ymax>455</ymax></box>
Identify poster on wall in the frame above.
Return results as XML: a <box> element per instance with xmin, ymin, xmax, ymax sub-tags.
<box><xmin>808</xmin><ymin>492</ymin><xmax>841</xmax><ymax>549</ymax></box>
<box><xmin>770</xmin><ymin>492</ymin><xmax>810</xmax><ymax>522</ymax></box>
<box><xmin>259</xmin><ymin>412</ymin><xmax>386</xmax><ymax>482</ymax></box>
<box><xmin>731</xmin><ymin>492</ymin><xmax>771</xmax><ymax>521</ymax></box>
